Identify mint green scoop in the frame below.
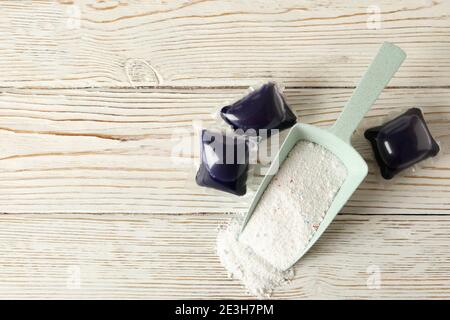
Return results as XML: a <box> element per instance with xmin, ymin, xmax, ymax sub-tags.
<box><xmin>240</xmin><ymin>42</ymin><xmax>406</xmax><ymax>269</ymax></box>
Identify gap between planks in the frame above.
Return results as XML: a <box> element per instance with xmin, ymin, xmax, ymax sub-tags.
<box><xmin>2</xmin><ymin>85</ymin><xmax>450</xmax><ymax>91</ymax></box>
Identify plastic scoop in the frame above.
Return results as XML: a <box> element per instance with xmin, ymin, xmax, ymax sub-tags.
<box><xmin>240</xmin><ymin>42</ymin><xmax>406</xmax><ymax>269</ymax></box>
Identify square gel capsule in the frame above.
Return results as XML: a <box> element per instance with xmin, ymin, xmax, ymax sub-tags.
<box><xmin>195</xmin><ymin>130</ymin><xmax>249</xmax><ymax>196</ymax></box>
<box><xmin>365</xmin><ymin>108</ymin><xmax>440</xmax><ymax>179</ymax></box>
<box><xmin>220</xmin><ymin>82</ymin><xmax>297</xmax><ymax>135</ymax></box>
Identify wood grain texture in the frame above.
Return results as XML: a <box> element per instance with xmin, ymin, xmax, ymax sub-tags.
<box><xmin>0</xmin><ymin>87</ymin><xmax>448</xmax><ymax>214</ymax></box>
<box><xmin>1</xmin><ymin>0</ymin><xmax>450</xmax><ymax>300</ymax></box>
<box><xmin>0</xmin><ymin>213</ymin><xmax>449</xmax><ymax>299</ymax></box>
<box><xmin>0</xmin><ymin>0</ymin><xmax>449</xmax><ymax>87</ymax></box>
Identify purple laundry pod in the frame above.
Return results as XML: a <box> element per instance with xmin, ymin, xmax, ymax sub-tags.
<box><xmin>196</xmin><ymin>130</ymin><xmax>249</xmax><ymax>196</ymax></box>
<box><xmin>365</xmin><ymin>108</ymin><xmax>440</xmax><ymax>179</ymax></box>
<box><xmin>220</xmin><ymin>82</ymin><xmax>296</xmax><ymax>135</ymax></box>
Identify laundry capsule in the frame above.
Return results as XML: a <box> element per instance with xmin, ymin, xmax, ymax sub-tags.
<box><xmin>365</xmin><ymin>108</ymin><xmax>440</xmax><ymax>179</ymax></box>
<box><xmin>220</xmin><ymin>82</ymin><xmax>296</xmax><ymax>135</ymax></box>
<box><xmin>196</xmin><ymin>130</ymin><xmax>249</xmax><ymax>196</ymax></box>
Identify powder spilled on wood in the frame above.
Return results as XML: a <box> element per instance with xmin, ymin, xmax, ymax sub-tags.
<box><xmin>216</xmin><ymin>141</ymin><xmax>347</xmax><ymax>297</ymax></box>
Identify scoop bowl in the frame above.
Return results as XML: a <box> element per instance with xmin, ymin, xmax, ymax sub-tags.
<box><xmin>240</xmin><ymin>42</ymin><xmax>406</xmax><ymax>269</ymax></box>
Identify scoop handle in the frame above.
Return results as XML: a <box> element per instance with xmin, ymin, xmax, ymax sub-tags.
<box><xmin>329</xmin><ymin>42</ymin><xmax>406</xmax><ymax>143</ymax></box>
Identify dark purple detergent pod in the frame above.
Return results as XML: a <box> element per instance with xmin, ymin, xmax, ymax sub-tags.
<box><xmin>365</xmin><ymin>108</ymin><xmax>440</xmax><ymax>179</ymax></box>
<box><xmin>220</xmin><ymin>82</ymin><xmax>296</xmax><ymax>135</ymax></box>
<box><xmin>196</xmin><ymin>130</ymin><xmax>249</xmax><ymax>196</ymax></box>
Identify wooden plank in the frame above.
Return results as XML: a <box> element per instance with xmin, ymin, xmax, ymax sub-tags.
<box><xmin>0</xmin><ymin>0</ymin><xmax>449</xmax><ymax>87</ymax></box>
<box><xmin>0</xmin><ymin>87</ymin><xmax>448</xmax><ymax>214</ymax></box>
<box><xmin>0</xmin><ymin>213</ymin><xmax>449</xmax><ymax>299</ymax></box>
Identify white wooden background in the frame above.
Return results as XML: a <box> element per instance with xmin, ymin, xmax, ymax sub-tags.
<box><xmin>0</xmin><ymin>0</ymin><xmax>449</xmax><ymax>299</ymax></box>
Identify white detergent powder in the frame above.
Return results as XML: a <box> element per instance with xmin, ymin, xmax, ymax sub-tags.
<box><xmin>216</xmin><ymin>141</ymin><xmax>347</xmax><ymax>297</ymax></box>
